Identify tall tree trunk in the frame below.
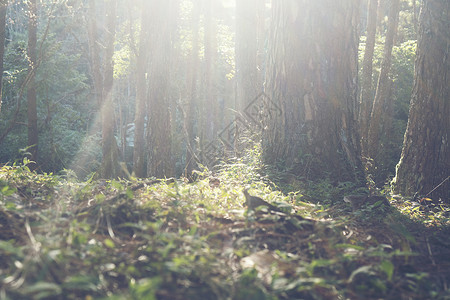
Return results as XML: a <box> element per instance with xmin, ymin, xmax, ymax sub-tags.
<box><xmin>236</xmin><ymin>0</ymin><xmax>258</xmax><ymax>110</ymax></box>
<box><xmin>367</xmin><ymin>0</ymin><xmax>400</xmax><ymax>168</ymax></box>
<box><xmin>0</xmin><ymin>0</ymin><xmax>7</xmax><ymax>114</ymax></box>
<box><xmin>359</xmin><ymin>0</ymin><xmax>379</xmax><ymax>155</ymax></box>
<box><xmin>133</xmin><ymin>5</ymin><xmax>150</xmax><ymax>178</ymax></box>
<box><xmin>100</xmin><ymin>0</ymin><xmax>120</xmax><ymax>178</ymax></box>
<box><xmin>394</xmin><ymin>0</ymin><xmax>449</xmax><ymax>202</ymax></box>
<box><xmin>184</xmin><ymin>0</ymin><xmax>200</xmax><ymax>178</ymax></box>
<box><xmin>147</xmin><ymin>0</ymin><xmax>174</xmax><ymax>178</ymax></box>
<box><xmin>264</xmin><ymin>0</ymin><xmax>364</xmax><ymax>183</ymax></box>
<box><xmin>87</xmin><ymin>0</ymin><xmax>121</xmax><ymax>178</ymax></box>
<box><xmin>202</xmin><ymin>0</ymin><xmax>217</xmax><ymax>141</ymax></box>
<box><xmin>27</xmin><ymin>0</ymin><xmax>38</xmax><ymax>167</ymax></box>
<box><xmin>256</xmin><ymin>0</ymin><xmax>266</xmax><ymax>94</ymax></box>
<box><xmin>87</xmin><ymin>0</ymin><xmax>102</xmax><ymax>108</ymax></box>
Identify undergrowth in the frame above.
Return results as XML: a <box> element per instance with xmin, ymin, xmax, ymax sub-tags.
<box><xmin>0</xmin><ymin>158</ymin><xmax>449</xmax><ymax>299</ymax></box>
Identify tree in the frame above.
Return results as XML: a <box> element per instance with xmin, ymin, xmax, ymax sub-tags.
<box><xmin>359</xmin><ymin>0</ymin><xmax>379</xmax><ymax>154</ymax></box>
<box><xmin>27</xmin><ymin>0</ymin><xmax>38</xmax><ymax>167</ymax></box>
<box><xmin>87</xmin><ymin>0</ymin><xmax>121</xmax><ymax>178</ymax></box>
<box><xmin>366</xmin><ymin>0</ymin><xmax>400</xmax><ymax>170</ymax></box>
<box><xmin>0</xmin><ymin>0</ymin><xmax>7</xmax><ymax>113</ymax></box>
<box><xmin>393</xmin><ymin>0</ymin><xmax>449</xmax><ymax>202</ymax></box>
<box><xmin>263</xmin><ymin>0</ymin><xmax>364</xmax><ymax>183</ymax></box>
<box><xmin>235</xmin><ymin>0</ymin><xmax>258</xmax><ymax>110</ymax></box>
<box><xmin>202</xmin><ymin>0</ymin><xmax>217</xmax><ymax>142</ymax></box>
<box><xmin>132</xmin><ymin>2</ymin><xmax>150</xmax><ymax>178</ymax></box>
<box><xmin>183</xmin><ymin>0</ymin><xmax>201</xmax><ymax>178</ymax></box>
<box><xmin>146</xmin><ymin>0</ymin><xmax>175</xmax><ymax>178</ymax></box>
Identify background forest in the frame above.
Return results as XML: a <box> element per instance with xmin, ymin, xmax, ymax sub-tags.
<box><xmin>0</xmin><ymin>0</ymin><xmax>449</xmax><ymax>299</ymax></box>
<box><xmin>0</xmin><ymin>0</ymin><xmax>448</xmax><ymax>201</ymax></box>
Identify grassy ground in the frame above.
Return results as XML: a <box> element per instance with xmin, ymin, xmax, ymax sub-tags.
<box><xmin>0</xmin><ymin>162</ymin><xmax>449</xmax><ymax>299</ymax></box>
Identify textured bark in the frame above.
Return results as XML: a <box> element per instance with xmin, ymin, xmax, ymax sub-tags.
<box><xmin>0</xmin><ymin>1</ymin><xmax>7</xmax><ymax>113</ymax></box>
<box><xmin>264</xmin><ymin>0</ymin><xmax>364</xmax><ymax>183</ymax></box>
<box><xmin>27</xmin><ymin>0</ymin><xmax>38</xmax><ymax>167</ymax></box>
<box><xmin>236</xmin><ymin>0</ymin><xmax>258</xmax><ymax>110</ymax></box>
<box><xmin>147</xmin><ymin>0</ymin><xmax>174</xmax><ymax>178</ymax></box>
<box><xmin>87</xmin><ymin>0</ymin><xmax>102</xmax><ymax>107</ymax></box>
<box><xmin>367</xmin><ymin>0</ymin><xmax>400</xmax><ymax>164</ymax></box>
<box><xmin>256</xmin><ymin>0</ymin><xmax>266</xmax><ymax>92</ymax></box>
<box><xmin>359</xmin><ymin>0</ymin><xmax>379</xmax><ymax>155</ymax></box>
<box><xmin>100</xmin><ymin>0</ymin><xmax>121</xmax><ymax>178</ymax></box>
<box><xmin>184</xmin><ymin>0</ymin><xmax>200</xmax><ymax>177</ymax></box>
<box><xmin>88</xmin><ymin>0</ymin><xmax>121</xmax><ymax>178</ymax></box>
<box><xmin>202</xmin><ymin>0</ymin><xmax>217</xmax><ymax>141</ymax></box>
<box><xmin>394</xmin><ymin>0</ymin><xmax>449</xmax><ymax>202</ymax></box>
<box><xmin>133</xmin><ymin>6</ymin><xmax>150</xmax><ymax>178</ymax></box>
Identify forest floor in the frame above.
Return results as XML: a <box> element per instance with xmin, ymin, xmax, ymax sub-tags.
<box><xmin>0</xmin><ymin>163</ymin><xmax>449</xmax><ymax>299</ymax></box>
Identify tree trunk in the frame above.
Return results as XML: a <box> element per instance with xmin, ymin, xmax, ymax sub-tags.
<box><xmin>184</xmin><ymin>0</ymin><xmax>200</xmax><ymax>178</ymax></box>
<box><xmin>264</xmin><ymin>0</ymin><xmax>364</xmax><ymax>183</ymax></box>
<box><xmin>27</xmin><ymin>0</ymin><xmax>38</xmax><ymax>167</ymax></box>
<box><xmin>256</xmin><ymin>0</ymin><xmax>266</xmax><ymax>94</ymax></box>
<box><xmin>393</xmin><ymin>0</ymin><xmax>449</xmax><ymax>202</ymax></box>
<box><xmin>236</xmin><ymin>0</ymin><xmax>258</xmax><ymax>110</ymax></box>
<box><xmin>367</xmin><ymin>0</ymin><xmax>400</xmax><ymax>169</ymax></box>
<box><xmin>0</xmin><ymin>0</ymin><xmax>7</xmax><ymax>113</ymax></box>
<box><xmin>100</xmin><ymin>0</ymin><xmax>121</xmax><ymax>178</ymax></box>
<box><xmin>87</xmin><ymin>0</ymin><xmax>121</xmax><ymax>178</ymax></box>
<box><xmin>133</xmin><ymin>5</ymin><xmax>150</xmax><ymax>178</ymax></box>
<box><xmin>202</xmin><ymin>0</ymin><xmax>217</xmax><ymax>142</ymax></box>
<box><xmin>146</xmin><ymin>0</ymin><xmax>174</xmax><ymax>178</ymax></box>
<box><xmin>359</xmin><ymin>0</ymin><xmax>379</xmax><ymax>155</ymax></box>
<box><xmin>87</xmin><ymin>0</ymin><xmax>102</xmax><ymax>108</ymax></box>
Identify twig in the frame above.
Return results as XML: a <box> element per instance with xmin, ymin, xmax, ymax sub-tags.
<box><xmin>424</xmin><ymin>176</ymin><xmax>449</xmax><ymax>198</ymax></box>
<box><xmin>425</xmin><ymin>236</ymin><xmax>435</xmax><ymax>265</ymax></box>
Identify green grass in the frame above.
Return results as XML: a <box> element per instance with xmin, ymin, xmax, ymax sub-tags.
<box><xmin>0</xmin><ymin>162</ymin><xmax>448</xmax><ymax>299</ymax></box>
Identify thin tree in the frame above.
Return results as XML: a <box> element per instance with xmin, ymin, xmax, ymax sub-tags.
<box><xmin>359</xmin><ymin>0</ymin><xmax>379</xmax><ymax>155</ymax></box>
<box><xmin>133</xmin><ymin>2</ymin><xmax>150</xmax><ymax>178</ymax></box>
<box><xmin>235</xmin><ymin>0</ymin><xmax>258</xmax><ymax>110</ymax></box>
<box><xmin>183</xmin><ymin>0</ymin><xmax>201</xmax><ymax>178</ymax></box>
<box><xmin>366</xmin><ymin>0</ymin><xmax>400</xmax><ymax>171</ymax></box>
<box><xmin>87</xmin><ymin>0</ymin><xmax>121</xmax><ymax>178</ymax></box>
<box><xmin>393</xmin><ymin>0</ymin><xmax>449</xmax><ymax>202</ymax></box>
<box><xmin>0</xmin><ymin>0</ymin><xmax>7</xmax><ymax>113</ymax></box>
<box><xmin>264</xmin><ymin>0</ymin><xmax>364</xmax><ymax>183</ymax></box>
<box><xmin>27</xmin><ymin>0</ymin><xmax>38</xmax><ymax>167</ymax></box>
<box><xmin>202</xmin><ymin>0</ymin><xmax>217</xmax><ymax>142</ymax></box>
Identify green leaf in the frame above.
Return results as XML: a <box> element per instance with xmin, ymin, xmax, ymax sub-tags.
<box><xmin>348</xmin><ymin>265</ymin><xmax>374</xmax><ymax>282</ymax></box>
<box><xmin>335</xmin><ymin>243</ymin><xmax>365</xmax><ymax>251</ymax></box>
<box><xmin>380</xmin><ymin>260</ymin><xmax>394</xmax><ymax>281</ymax></box>
<box><xmin>104</xmin><ymin>238</ymin><xmax>115</xmax><ymax>249</ymax></box>
<box><xmin>22</xmin><ymin>282</ymin><xmax>62</xmax><ymax>299</ymax></box>
<box><xmin>62</xmin><ymin>275</ymin><xmax>98</xmax><ymax>291</ymax></box>
<box><xmin>131</xmin><ymin>277</ymin><xmax>162</xmax><ymax>300</ymax></box>
<box><xmin>1</xmin><ymin>185</ymin><xmax>16</xmax><ymax>196</ymax></box>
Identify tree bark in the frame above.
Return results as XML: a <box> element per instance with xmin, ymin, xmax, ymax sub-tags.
<box><xmin>202</xmin><ymin>0</ymin><xmax>217</xmax><ymax>142</ymax></box>
<box><xmin>184</xmin><ymin>0</ymin><xmax>200</xmax><ymax>178</ymax></box>
<box><xmin>100</xmin><ymin>0</ymin><xmax>121</xmax><ymax>178</ymax></box>
<box><xmin>264</xmin><ymin>0</ymin><xmax>364</xmax><ymax>183</ymax></box>
<box><xmin>0</xmin><ymin>0</ymin><xmax>7</xmax><ymax>113</ymax></box>
<box><xmin>359</xmin><ymin>0</ymin><xmax>379</xmax><ymax>155</ymax></box>
<box><xmin>367</xmin><ymin>0</ymin><xmax>400</xmax><ymax>169</ymax></box>
<box><xmin>133</xmin><ymin>4</ymin><xmax>150</xmax><ymax>178</ymax></box>
<box><xmin>394</xmin><ymin>0</ymin><xmax>449</xmax><ymax>202</ymax></box>
<box><xmin>87</xmin><ymin>0</ymin><xmax>121</xmax><ymax>178</ymax></box>
<box><xmin>27</xmin><ymin>0</ymin><xmax>38</xmax><ymax>167</ymax></box>
<box><xmin>146</xmin><ymin>0</ymin><xmax>174</xmax><ymax>178</ymax></box>
<box><xmin>236</xmin><ymin>0</ymin><xmax>258</xmax><ymax>110</ymax></box>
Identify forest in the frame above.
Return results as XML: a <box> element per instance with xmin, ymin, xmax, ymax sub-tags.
<box><xmin>0</xmin><ymin>0</ymin><xmax>449</xmax><ymax>299</ymax></box>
